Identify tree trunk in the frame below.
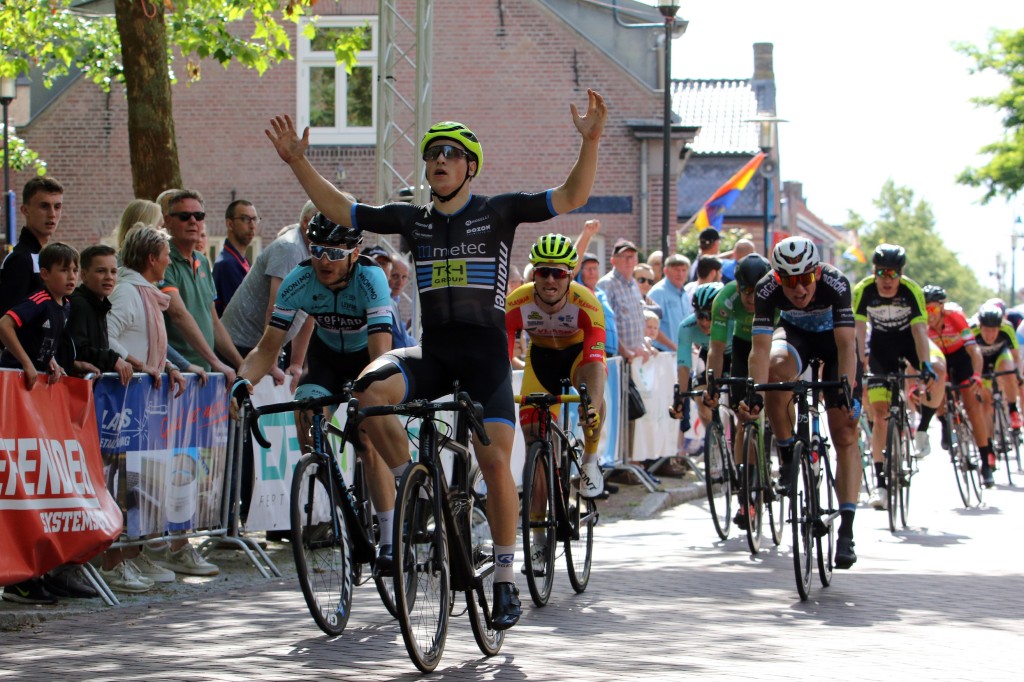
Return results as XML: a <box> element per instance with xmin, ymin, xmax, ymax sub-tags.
<box><xmin>114</xmin><ymin>0</ymin><xmax>182</xmax><ymax>200</ymax></box>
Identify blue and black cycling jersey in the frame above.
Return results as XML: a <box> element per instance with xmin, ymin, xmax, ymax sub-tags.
<box><xmin>269</xmin><ymin>256</ymin><xmax>392</xmax><ymax>352</ymax></box>
<box><xmin>352</xmin><ymin>191</ymin><xmax>556</xmax><ymax>331</ymax></box>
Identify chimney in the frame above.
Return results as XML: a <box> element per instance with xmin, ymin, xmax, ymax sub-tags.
<box><xmin>752</xmin><ymin>43</ymin><xmax>776</xmax><ymax>114</ymax></box>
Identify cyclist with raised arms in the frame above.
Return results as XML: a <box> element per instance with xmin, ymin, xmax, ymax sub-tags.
<box><xmin>924</xmin><ymin>285</ymin><xmax>995</xmax><ymax>485</ymax></box>
<box><xmin>852</xmin><ymin>244</ymin><xmax>941</xmax><ymax>510</ymax></box>
<box><xmin>973</xmin><ymin>303</ymin><xmax>1022</xmax><ymax>484</ymax></box>
<box><xmin>266</xmin><ymin>89</ymin><xmax>607</xmax><ymax>630</ymax></box>
<box><xmin>229</xmin><ymin>214</ymin><xmax>395</xmax><ymax>560</ymax></box>
<box><xmin>506</xmin><ymin>234</ymin><xmax>606</xmax><ymax>572</ymax></box>
<box><xmin>705</xmin><ymin>252</ymin><xmax>771</xmax><ymax>529</ymax></box>
<box><xmin>740</xmin><ymin>236</ymin><xmax>862</xmax><ymax>569</ymax></box>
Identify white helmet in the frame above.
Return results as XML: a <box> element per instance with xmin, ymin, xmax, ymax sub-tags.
<box><xmin>771</xmin><ymin>236</ymin><xmax>819</xmax><ymax>276</ymax></box>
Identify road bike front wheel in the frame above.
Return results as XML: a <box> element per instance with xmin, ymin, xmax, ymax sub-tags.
<box><xmin>817</xmin><ymin>446</ymin><xmax>835</xmax><ymax>587</ymax></box>
<box><xmin>704</xmin><ymin>419</ymin><xmax>732</xmax><ymax>540</ymax></box>
<box><xmin>393</xmin><ymin>463</ymin><xmax>449</xmax><ymax>673</ymax></box>
<box><xmin>885</xmin><ymin>418</ymin><xmax>901</xmax><ymax>533</ymax></box>
<box><xmin>741</xmin><ymin>425</ymin><xmax>763</xmax><ymax>555</ymax></box>
<box><xmin>763</xmin><ymin>428</ymin><xmax>785</xmax><ymax>547</ymax></box>
<box><xmin>466</xmin><ymin>470</ymin><xmax>504</xmax><ymax>657</ymax></box>
<box><xmin>565</xmin><ymin>475</ymin><xmax>596</xmax><ymax>594</ymax></box>
<box><xmin>521</xmin><ymin>442</ymin><xmax>557</xmax><ymax>607</ymax></box>
<box><xmin>898</xmin><ymin>417</ymin><xmax>913</xmax><ymax>528</ymax></box>
<box><xmin>949</xmin><ymin>415</ymin><xmax>972</xmax><ymax>508</ymax></box>
<box><xmin>958</xmin><ymin>420</ymin><xmax>984</xmax><ymax>505</ymax></box>
<box><xmin>790</xmin><ymin>442</ymin><xmax>814</xmax><ymax>602</ymax></box>
<box><xmin>290</xmin><ymin>452</ymin><xmax>353</xmax><ymax>637</ymax></box>
<box><xmin>995</xmin><ymin>408</ymin><xmax>1015</xmax><ymax>486</ymax></box>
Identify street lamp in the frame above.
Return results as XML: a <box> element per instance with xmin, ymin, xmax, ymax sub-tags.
<box><xmin>745</xmin><ymin>113</ymin><xmax>786</xmax><ymax>255</ymax></box>
<box><xmin>658</xmin><ymin>2</ymin><xmax>680</xmax><ymax>260</ymax></box>
<box><xmin>1</xmin><ymin>75</ymin><xmax>16</xmax><ymax>248</ymax></box>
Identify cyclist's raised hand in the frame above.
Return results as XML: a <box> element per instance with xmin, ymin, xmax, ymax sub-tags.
<box><xmin>266</xmin><ymin>115</ymin><xmax>310</xmax><ymax>165</ymax></box>
<box><xmin>570</xmin><ymin>89</ymin><xmax>607</xmax><ymax>142</ymax></box>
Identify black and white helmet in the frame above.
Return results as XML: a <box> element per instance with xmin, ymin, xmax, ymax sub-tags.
<box><xmin>771</xmin><ymin>236</ymin><xmax>819</xmax><ymax>276</ymax></box>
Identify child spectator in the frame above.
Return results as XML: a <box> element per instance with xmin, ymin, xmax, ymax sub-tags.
<box><xmin>0</xmin><ymin>242</ymin><xmax>79</xmax><ymax>605</ymax></box>
<box><xmin>68</xmin><ymin>245</ymin><xmax>134</xmax><ymax>385</ymax></box>
<box><xmin>643</xmin><ymin>309</ymin><xmax>661</xmax><ymax>356</ymax></box>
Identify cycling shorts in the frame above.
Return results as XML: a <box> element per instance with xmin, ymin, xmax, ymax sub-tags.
<box><xmin>724</xmin><ymin>337</ymin><xmax>747</xmax><ymax>410</ymax></box>
<box><xmin>981</xmin><ymin>346</ymin><xmax>1014</xmax><ymax>389</ymax></box>
<box><xmin>866</xmin><ymin>333</ymin><xmax>920</xmax><ymax>404</ymax></box>
<box><xmin>772</xmin><ymin>322</ymin><xmax>863</xmax><ymax>410</ymax></box>
<box><xmin>380</xmin><ymin>323</ymin><xmax>515</xmax><ymax>426</ymax></box>
<box><xmin>518</xmin><ymin>341</ymin><xmax>605</xmax><ymax>428</ymax></box>
<box><xmin>294</xmin><ymin>333</ymin><xmax>371</xmax><ymax>402</ymax></box>
<box><xmin>945</xmin><ymin>345</ymin><xmax>974</xmax><ymax>386</ymax></box>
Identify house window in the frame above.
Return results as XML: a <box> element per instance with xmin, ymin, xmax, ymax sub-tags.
<box><xmin>297</xmin><ymin>17</ymin><xmax>377</xmax><ymax>146</ymax></box>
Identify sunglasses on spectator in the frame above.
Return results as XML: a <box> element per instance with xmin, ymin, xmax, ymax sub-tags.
<box><xmin>232</xmin><ymin>215</ymin><xmax>260</xmax><ymax>225</ymax></box>
<box><xmin>423</xmin><ymin>144</ymin><xmax>470</xmax><ymax>162</ymax></box>
<box><xmin>777</xmin><ymin>271</ymin><xmax>816</xmax><ymax>288</ymax></box>
<box><xmin>310</xmin><ymin>244</ymin><xmax>357</xmax><ymax>262</ymax></box>
<box><xmin>171</xmin><ymin>211</ymin><xmax>206</xmax><ymax>222</ymax></box>
<box><xmin>696</xmin><ymin>311</ymin><xmax>712</xmax><ymax>321</ymax></box>
<box><xmin>875</xmin><ymin>268</ymin><xmax>901</xmax><ymax>280</ymax></box>
<box><xmin>634</xmin><ymin>276</ymin><xmax>655</xmax><ymax>285</ymax></box>
<box><xmin>534</xmin><ymin>266</ymin><xmax>571</xmax><ymax>280</ymax></box>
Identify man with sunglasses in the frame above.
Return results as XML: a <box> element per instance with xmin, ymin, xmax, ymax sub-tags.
<box><xmin>506</xmin><ymin>234</ymin><xmax>607</xmax><ymax>506</ymax></box>
<box><xmin>230</xmin><ymin>212</ymin><xmax>396</xmax><ymax>559</ymax></box>
<box><xmin>161</xmin><ymin>190</ymin><xmax>244</xmax><ymax>379</ymax></box>
<box><xmin>741</xmin><ymin>236</ymin><xmax>862</xmax><ymax>569</ymax></box>
<box><xmin>266</xmin><ymin>89</ymin><xmax>607</xmax><ymax>630</ymax></box>
<box><xmin>852</xmin><ymin>244</ymin><xmax>940</xmax><ymax>510</ymax></box>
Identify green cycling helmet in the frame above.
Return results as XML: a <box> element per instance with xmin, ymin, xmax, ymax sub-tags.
<box><xmin>529</xmin><ymin>233</ymin><xmax>578</xmax><ymax>268</ymax></box>
<box><xmin>692</xmin><ymin>282</ymin><xmax>725</xmax><ymax>312</ymax></box>
<box><xmin>421</xmin><ymin>121</ymin><xmax>483</xmax><ymax>178</ymax></box>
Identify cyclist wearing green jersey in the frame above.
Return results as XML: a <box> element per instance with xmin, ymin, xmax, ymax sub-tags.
<box><xmin>705</xmin><ymin>253</ymin><xmax>771</xmax><ymax>530</ymax></box>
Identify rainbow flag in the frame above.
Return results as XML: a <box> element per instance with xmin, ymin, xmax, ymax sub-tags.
<box><xmin>694</xmin><ymin>152</ymin><xmax>766</xmax><ymax>230</ymax></box>
<box><xmin>841</xmin><ymin>231</ymin><xmax>867</xmax><ymax>264</ymax></box>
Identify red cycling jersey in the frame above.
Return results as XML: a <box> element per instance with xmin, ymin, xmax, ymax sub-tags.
<box><xmin>927</xmin><ymin>306</ymin><xmax>976</xmax><ymax>356</ymax></box>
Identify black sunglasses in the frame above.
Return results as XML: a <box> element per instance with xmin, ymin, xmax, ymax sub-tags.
<box><xmin>171</xmin><ymin>211</ymin><xmax>206</xmax><ymax>222</ymax></box>
<box><xmin>534</xmin><ymin>266</ymin><xmax>570</xmax><ymax>280</ymax></box>
<box><xmin>635</xmin><ymin>276</ymin><xmax>655</xmax><ymax>285</ymax></box>
<box><xmin>423</xmin><ymin>144</ymin><xmax>470</xmax><ymax>162</ymax></box>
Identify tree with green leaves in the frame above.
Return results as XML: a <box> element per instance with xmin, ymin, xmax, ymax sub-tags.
<box><xmin>956</xmin><ymin>27</ymin><xmax>1024</xmax><ymax>203</ymax></box>
<box><xmin>845</xmin><ymin>179</ymin><xmax>993</xmax><ymax>312</ymax></box>
<box><xmin>0</xmin><ymin>0</ymin><xmax>363</xmax><ymax>199</ymax></box>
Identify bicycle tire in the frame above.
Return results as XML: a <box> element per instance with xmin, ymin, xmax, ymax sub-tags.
<box><xmin>898</xmin><ymin>416</ymin><xmax>913</xmax><ymax>528</ymax></box>
<box><xmin>704</xmin><ymin>419</ymin><xmax>732</xmax><ymax>540</ymax></box>
<box><xmin>349</xmin><ymin>462</ymin><xmax>399</xmax><ymax>620</ymax></box>
<box><xmin>995</xmin><ymin>408</ymin><xmax>1014</xmax><ymax>486</ymax></box>
<box><xmin>958</xmin><ymin>419</ymin><xmax>984</xmax><ymax>505</ymax></box>
<box><xmin>466</xmin><ymin>470</ymin><xmax>504</xmax><ymax>657</ymax></box>
<box><xmin>521</xmin><ymin>442</ymin><xmax>557</xmax><ymax>607</ymax></box>
<box><xmin>790</xmin><ymin>441</ymin><xmax>813</xmax><ymax>602</ymax></box>
<box><xmin>858</xmin><ymin>413</ymin><xmax>874</xmax><ymax>497</ymax></box>
<box><xmin>764</xmin><ymin>428</ymin><xmax>785</xmax><ymax>547</ymax></box>
<box><xmin>817</xmin><ymin>445</ymin><xmax>835</xmax><ymax>587</ymax></box>
<box><xmin>885</xmin><ymin>417</ymin><xmax>900</xmax><ymax>533</ymax></box>
<box><xmin>742</xmin><ymin>426</ymin><xmax>763</xmax><ymax>555</ymax></box>
<box><xmin>290</xmin><ymin>452</ymin><xmax>353</xmax><ymax>637</ymax></box>
<box><xmin>565</xmin><ymin>462</ymin><xmax>598</xmax><ymax>589</ymax></box>
<box><xmin>393</xmin><ymin>463</ymin><xmax>449</xmax><ymax>673</ymax></box>
<box><xmin>949</xmin><ymin>414</ymin><xmax>972</xmax><ymax>508</ymax></box>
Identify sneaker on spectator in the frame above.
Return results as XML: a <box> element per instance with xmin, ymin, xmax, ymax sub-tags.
<box><xmin>99</xmin><ymin>562</ymin><xmax>152</xmax><ymax>593</ymax></box>
<box><xmin>2</xmin><ymin>578</ymin><xmax>58</xmax><ymax>605</ymax></box>
<box><xmin>869</xmin><ymin>486</ymin><xmax>888</xmax><ymax>510</ymax></box>
<box><xmin>130</xmin><ymin>553</ymin><xmax>175</xmax><ymax>583</ymax></box>
<box><xmin>914</xmin><ymin>431</ymin><xmax>931</xmax><ymax>459</ymax></box>
<box><xmin>44</xmin><ymin>565</ymin><xmax>99</xmax><ymax>598</ymax></box>
<box><xmin>580</xmin><ymin>462</ymin><xmax>604</xmax><ymax>498</ymax></box>
<box><xmin>159</xmin><ymin>543</ymin><xmax>220</xmax><ymax>576</ymax></box>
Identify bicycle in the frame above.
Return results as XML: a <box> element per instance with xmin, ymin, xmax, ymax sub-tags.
<box><xmin>942</xmin><ymin>382</ymin><xmax>984</xmax><ymax>508</ymax></box>
<box><xmin>515</xmin><ymin>381</ymin><xmax>599</xmax><ymax>607</ymax></box>
<box><xmin>983</xmin><ymin>368</ymin><xmax>1021</xmax><ymax>486</ymax></box>
<box><xmin>857</xmin><ymin>411</ymin><xmax>874</xmax><ymax>498</ymax></box>
<box><xmin>863</xmin><ymin>371</ymin><xmax>920</xmax><ymax>532</ymax></box>
<box><xmin>379</xmin><ymin>386</ymin><xmax>501</xmax><ymax>673</ymax></box>
<box><xmin>755</xmin><ymin>358</ymin><xmax>850</xmax><ymax>602</ymax></box>
<box><xmin>730</xmin><ymin>378</ymin><xmax>785</xmax><ymax>554</ymax></box>
<box><xmin>246</xmin><ymin>392</ymin><xmax>397</xmax><ymax>637</ymax></box>
<box><xmin>677</xmin><ymin>380</ymin><xmax>738</xmax><ymax>541</ymax></box>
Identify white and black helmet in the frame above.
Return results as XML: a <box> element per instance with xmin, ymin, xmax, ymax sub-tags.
<box><xmin>771</xmin><ymin>236</ymin><xmax>819</xmax><ymax>276</ymax></box>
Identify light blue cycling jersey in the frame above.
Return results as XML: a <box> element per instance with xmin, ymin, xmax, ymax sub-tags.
<box><xmin>676</xmin><ymin>313</ymin><xmax>711</xmax><ymax>370</ymax></box>
<box><xmin>269</xmin><ymin>256</ymin><xmax>393</xmax><ymax>352</ymax></box>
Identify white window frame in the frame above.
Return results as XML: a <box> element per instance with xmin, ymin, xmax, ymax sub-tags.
<box><xmin>296</xmin><ymin>16</ymin><xmax>378</xmax><ymax>146</ymax></box>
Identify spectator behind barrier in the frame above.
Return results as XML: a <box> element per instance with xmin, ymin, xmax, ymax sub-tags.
<box><xmin>647</xmin><ymin>253</ymin><xmax>689</xmax><ymax>352</ymax></box>
<box><xmin>597</xmin><ymin>238</ymin><xmax>648</xmax><ymax>363</ymax></box>
<box><xmin>113</xmin><ymin>199</ymin><xmax>163</xmax><ymax>251</ymax></box>
<box><xmin>647</xmin><ymin>249</ymin><xmax>663</xmax><ymax>282</ymax></box>
<box><xmin>213</xmin><ymin>199</ymin><xmax>259</xmax><ymax>316</ymax></box>
<box><xmin>634</xmin><ymin>263</ymin><xmax>670</xmax><ymax>352</ymax></box>
<box><xmin>0</xmin><ymin>177</ymin><xmax>65</xmax><ymax>316</ymax></box>
<box><xmin>720</xmin><ymin>238</ymin><xmax>755</xmax><ymax>284</ymax></box>
<box><xmin>387</xmin><ymin>253</ymin><xmax>416</xmax><ymax>349</ymax></box>
<box><xmin>68</xmin><ymin>245</ymin><xmax>134</xmax><ymax>385</ymax></box>
<box><xmin>160</xmin><ymin>189</ymin><xmax>242</xmax><ymax>380</ymax></box>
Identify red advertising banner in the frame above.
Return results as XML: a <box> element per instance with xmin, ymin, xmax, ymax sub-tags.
<box><xmin>0</xmin><ymin>371</ymin><xmax>122</xmax><ymax>585</ymax></box>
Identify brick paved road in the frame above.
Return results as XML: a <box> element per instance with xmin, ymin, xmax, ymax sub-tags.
<box><xmin>3</xmin><ymin>451</ymin><xmax>1022</xmax><ymax>680</ymax></box>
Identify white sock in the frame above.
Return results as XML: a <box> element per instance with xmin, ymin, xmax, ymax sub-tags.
<box><xmin>494</xmin><ymin>544</ymin><xmax>515</xmax><ymax>583</ymax></box>
<box><xmin>377</xmin><ymin>509</ymin><xmax>394</xmax><ymax>545</ymax></box>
